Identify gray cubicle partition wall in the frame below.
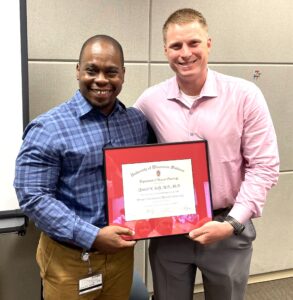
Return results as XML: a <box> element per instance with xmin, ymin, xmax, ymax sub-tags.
<box><xmin>0</xmin><ymin>1</ymin><xmax>291</xmax><ymax>299</ymax></box>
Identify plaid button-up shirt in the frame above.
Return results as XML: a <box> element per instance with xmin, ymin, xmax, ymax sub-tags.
<box><xmin>14</xmin><ymin>90</ymin><xmax>149</xmax><ymax>249</ymax></box>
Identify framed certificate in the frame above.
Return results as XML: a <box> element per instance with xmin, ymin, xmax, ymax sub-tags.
<box><xmin>104</xmin><ymin>141</ymin><xmax>212</xmax><ymax>240</ymax></box>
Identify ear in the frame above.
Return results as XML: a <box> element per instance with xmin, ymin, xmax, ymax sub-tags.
<box><xmin>76</xmin><ymin>63</ymin><xmax>80</xmax><ymax>80</ymax></box>
<box><xmin>164</xmin><ymin>44</ymin><xmax>168</xmax><ymax>56</ymax></box>
<box><xmin>207</xmin><ymin>37</ymin><xmax>212</xmax><ymax>54</ymax></box>
<box><xmin>121</xmin><ymin>66</ymin><xmax>125</xmax><ymax>84</ymax></box>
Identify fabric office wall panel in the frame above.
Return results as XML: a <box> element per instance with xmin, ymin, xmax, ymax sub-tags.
<box><xmin>251</xmin><ymin>173</ymin><xmax>293</xmax><ymax>274</ymax></box>
<box><xmin>151</xmin><ymin>0</ymin><xmax>293</xmax><ymax>63</ymax></box>
<box><xmin>28</xmin><ymin>63</ymin><xmax>76</xmax><ymax>120</ymax></box>
<box><xmin>29</xmin><ymin>63</ymin><xmax>149</xmax><ymax>120</ymax></box>
<box><xmin>27</xmin><ymin>0</ymin><xmax>150</xmax><ymax>61</ymax></box>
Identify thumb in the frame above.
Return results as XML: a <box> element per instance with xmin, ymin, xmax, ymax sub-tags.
<box><xmin>189</xmin><ymin>227</ymin><xmax>201</xmax><ymax>239</ymax></box>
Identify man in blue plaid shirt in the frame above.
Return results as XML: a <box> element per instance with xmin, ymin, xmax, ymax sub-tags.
<box><xmin>14</xmin><ymin>35</ymin><xmax>152</xmax><ymax>300</ymax></box>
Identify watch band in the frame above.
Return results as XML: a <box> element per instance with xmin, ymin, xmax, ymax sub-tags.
<box><xmin>225</xmin><ymin>215</ymin><xmax>245</xmax><ymax>235</ymax></box>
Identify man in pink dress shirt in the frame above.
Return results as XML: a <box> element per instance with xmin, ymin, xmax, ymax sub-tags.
<box><xmin>134</xmin><ymin>8</ymin><xmax>279</xmax><ymax>300</ymax></box>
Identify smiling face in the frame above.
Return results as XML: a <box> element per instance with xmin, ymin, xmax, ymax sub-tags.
<box><xmin>76</xmin><ymin>39</ymin><xmax>125</xmax><ymax>115</ymax></box>
<box><xmin>164</xmin><ymin>21</ymin><xmax>211</xmax><ymax>94</ymax></box>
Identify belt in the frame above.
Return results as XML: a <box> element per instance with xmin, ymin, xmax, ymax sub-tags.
<box><xmin>52</xmin><ymin>238</ymin><xmax>96</xmax><ymax>253</ymax></box>
<box><xmin>213</xmin><ymin>207</ymin><xmax>231</xmax><ymax>217</ymax></box>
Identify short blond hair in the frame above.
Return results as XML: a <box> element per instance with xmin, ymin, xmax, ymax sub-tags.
<box><xmin>163</xmin><ymin>8</ymin><xmax>208</xmax><ymax>43</ymax></box>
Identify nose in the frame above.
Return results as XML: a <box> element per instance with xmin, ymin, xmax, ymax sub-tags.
<box><xmin>181</xmin><ymin>44</ymin><xmax>192</xmax><ymax>58</ymax></box>
<box><xmin>94</xmin><ymin>72</ymin><xmax>108</xmax><ymax>84</ymax></box>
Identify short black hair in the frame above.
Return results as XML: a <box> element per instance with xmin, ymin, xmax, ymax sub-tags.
<box><xmin>78</xmin><ymin>34</ymin><xmax>124</xmax><ymax>65</ymax></box>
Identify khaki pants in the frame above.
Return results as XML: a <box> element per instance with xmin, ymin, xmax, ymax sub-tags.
<box><xmin>37</xmin><ymin>233</ymin><xmax>134</xmax><ymax>300</ymax></box>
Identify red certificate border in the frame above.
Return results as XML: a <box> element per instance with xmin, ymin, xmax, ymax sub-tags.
<box><xmin>103</xmin><ymin>141</ymin><xmax>213</xmax><ymax>240</ymax></box>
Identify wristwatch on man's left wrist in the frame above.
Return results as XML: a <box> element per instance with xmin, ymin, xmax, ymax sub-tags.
<box><xmin>224</xmin><ymin>215</ymin><xmax>245</xmax><ymax>235</ymax></box>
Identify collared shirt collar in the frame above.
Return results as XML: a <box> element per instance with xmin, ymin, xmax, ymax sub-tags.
<box><xmin>167</xmin><ymin>68</ymin><xmax>218</xmax><ymax>101</ymax></box>
<box><xmin>72</xmin><ymin>90</ymin><xmax>126</xmax><ymax>118</ymax></box>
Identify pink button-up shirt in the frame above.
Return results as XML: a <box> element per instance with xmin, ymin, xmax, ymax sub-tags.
<box><xmin>134</xmin><ymin>69</ymin><xmax>279</xmax><ymax>223</ymax></box>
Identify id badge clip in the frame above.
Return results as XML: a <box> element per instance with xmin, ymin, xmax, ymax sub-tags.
<box><xmin>79</xmin><ymin>251</ymin><xmax>103</xmax><ymax>295</ymax></box>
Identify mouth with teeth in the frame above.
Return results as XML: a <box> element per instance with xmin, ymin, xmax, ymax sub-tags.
<box><xmin>91</xmin><ymin>89</ymin><xmax>112</xmax><ymax>96</ymax></box>
<box><xmin>178</xmin><ymin>59</ymin><xmax>197</xmax><ymax>68</ymax></box>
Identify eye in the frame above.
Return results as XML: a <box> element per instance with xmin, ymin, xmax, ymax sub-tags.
<box><xmin>190</xmin><ymin>40</ymin><xmax>200</xmax><ymax>47</ymax></box>
<box><xmin>85</xmin><ymin>68</ymin><xmax>96</xmax><ymax>76</ymax></box>
<box><xmin>106</xmin><ymin>68</ymin><xmax>119</xmax><ymax>77</ymax></box>
<box><xmin>169</xmin><ymin>43</ymin><xmax>182</xmax><ymax>50</ymax></box>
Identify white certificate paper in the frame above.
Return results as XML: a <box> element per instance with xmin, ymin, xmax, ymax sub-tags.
<box><xmin>122</xmin><ymin>159</ymin><xmax>196</xmax><ymax>221</ymax></box>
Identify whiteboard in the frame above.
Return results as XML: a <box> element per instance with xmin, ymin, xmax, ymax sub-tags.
<box><xmin>0</xmin><ymin>0</ymin><xmax>28</xmax><ymax>216</ymax></box>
